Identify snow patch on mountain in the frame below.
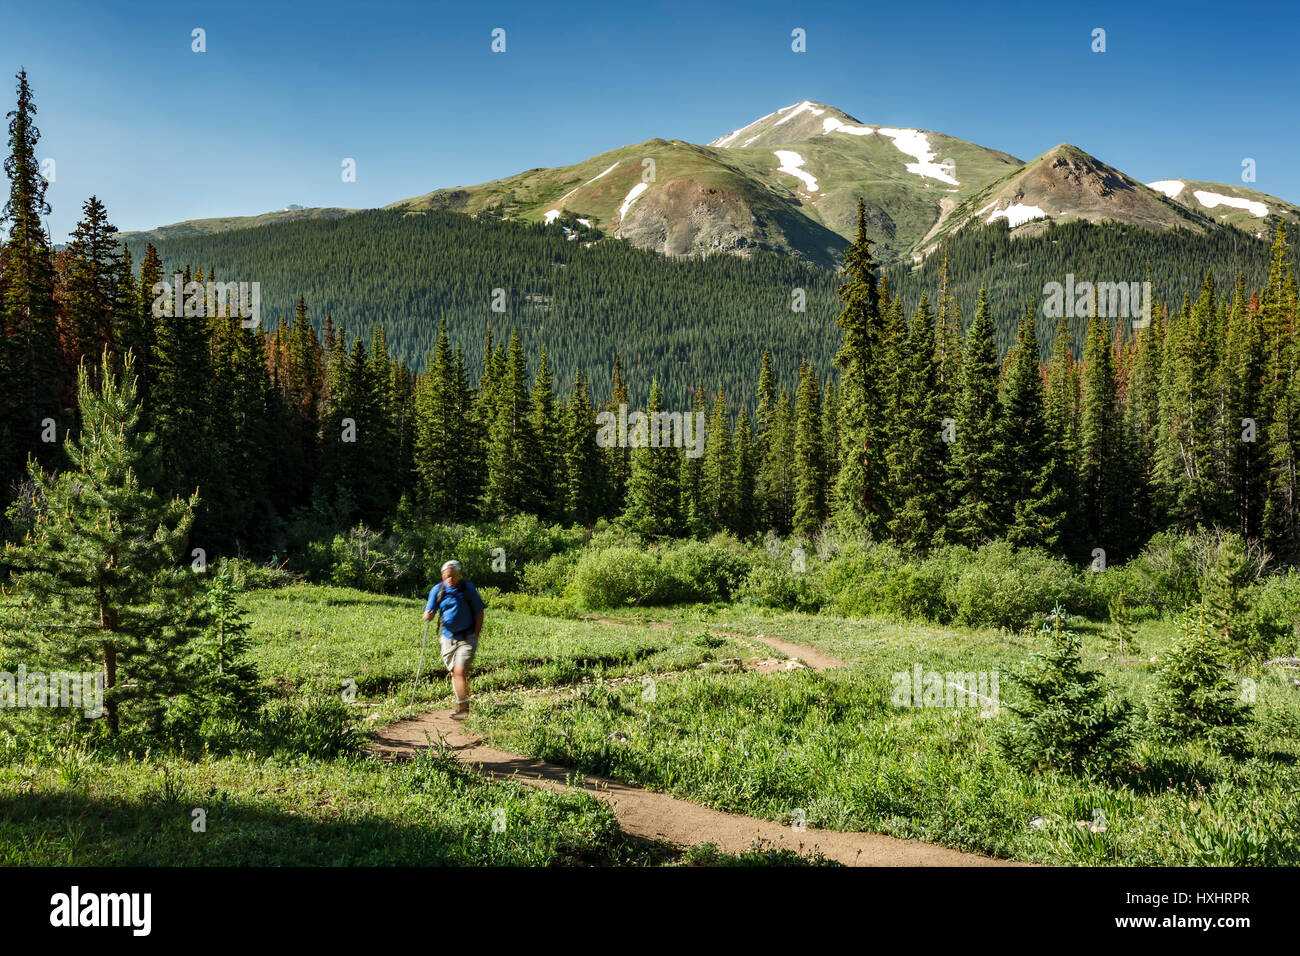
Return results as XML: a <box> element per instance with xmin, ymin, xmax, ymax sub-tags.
<box><xmin>544</xmin><ymin>162</ymin><xmax>621</xmax><ymax>221</ymax></box>
<box><xmin>774</xmin><ymin>150</ymin><xmax>818</xmax><ymax>193</ymax></box>
<box><xmin>988</xmin><ymin>203</ymin><xmax>1046</xmax><ymax>227</ymax></box>
<box><xmin>1193</xmin><ymin>189</ymin><xmax>1268</xmax><ymax>218</ymax></box>
<box><xmin>1147</xmin><ymin>180</ymin><xmax>1185</xmax><ymax>199</ymax></box>
<box><xmin>822</xmin><ymin>117</ymin><xmax>873</xmax><ymax>136</ymax></box>
<box><xmin>876</xmin><ymin>128</ymin><xmax>959</xmax><ymax>185</ymax></box>
<box><xmin>774</xmin><ymin>101</ymin><xmax>826</xmax><ymax>127</ymax></box>
<box><xmin>619</xmin><ymin>181</ymin><xmax>650</xmax><ymax>220</ymax></box>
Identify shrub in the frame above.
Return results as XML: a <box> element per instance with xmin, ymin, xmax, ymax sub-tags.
<box><xmin>658</xmin><ymin>538</ymin><xmax>752</xmax><ymax>603</ymax></box>
<box><xmin>823</xmin><ymin>541</ymin><xmax>950</xmax><ymax>621</ymax></box>
<box><xmin>736</xmin><ymin>560</ymin><xmax>825</xmax><ymax>612</ymax></box>
<box><xmin>1130</xmin><ymin>530</ymin><xmax>1202</xmax><ymax>612</ymax></box>
<box><xmin>567</xmin><ymin>547</ymin><xmax>669</xmax><ymax>608</ymax></box>
<box><xmin>487</xmin><ymin>592</ymin><xmax>580</xmax><ymax>618</ymax></box>
<box><xmin>254</xmin><ymin>697</ymin><xmax>364</xmax><ymax>759</ymax></box>
<box><xmin>947</xmin><ymin>542</ymin><xmax>1094</xmax><ymax>630</ymax></box>
<box><xmin>316</xmin><ymin>524</ymin><xmax>417</xmax><ymax>594</ymax></box>
<box><xmin>522</xmin><ymin>551</ymin><xmax>582</xmax><ymax>596</ymax></box>
<box><xmin>1253</xmin><ymin>571</ymin><xmax>1300</xmax><ymax>653</ymax></box>
<box><xmin>1201</xmin><ymin>533</ymin><xmax>1285</xmax><ymax>662</ymax></box>
<box><xmin>995</xmin><ymin>616</ymin><xmax>1132</xmax><ymax>775</ymax></box>
<box><xmin>214</xmin><ymin>556</ymin><xmax>292</xmax><ymax>591</ymax></box>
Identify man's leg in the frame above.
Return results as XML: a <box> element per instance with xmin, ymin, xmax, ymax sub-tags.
<box><xmin>451</xmin><ymin>662</ymin><xmax>470</xmax><ymax>714</ymax></box>
<box><xmin>451</xmin><ymin>664</ymin><xmax>469</xmax><ymax>702</ymax></box>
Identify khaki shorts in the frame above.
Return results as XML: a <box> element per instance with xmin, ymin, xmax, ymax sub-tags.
<box><xmin>440</xmin><ymin>636</ymin><xmax>477</xmax><ymax>671</ymax></box>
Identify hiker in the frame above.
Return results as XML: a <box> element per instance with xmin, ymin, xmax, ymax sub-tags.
<box><xmin>423</xmin><ymin>560</ymin><xmax>486</xmax><ymax>717</ymax></box>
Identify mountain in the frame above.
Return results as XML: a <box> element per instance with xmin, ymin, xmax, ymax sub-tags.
<box><xmin>1144</xmin><ymin>179</ymin><xmax>1300</xmax><ymax>239</ymax></box>
<box><xmin>120</xmin><ymin>99</ymin><xmax>1299</xmax><ymax>273</ymax></box>
<box><xmin>919</xmin><ymin>144</ymin><xmax>1214</xmax><ymax>257</ymax></box>
<box><xmin>386</xmin><ymin>100</ymin><xmax>1023</xmax><ymax>266</ymax></box>
<box><xmin>115</xmin><ymin>206</ymin><xmax>355</xmax><ymax>245</ymax></box>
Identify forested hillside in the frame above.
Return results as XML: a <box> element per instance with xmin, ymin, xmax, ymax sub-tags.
<box><xmin>129</xmin><ymin>203</ymin><xmax>1278</xmax><ymax>400</ymax></box>
<box><xmin>123</xmin><ymin>207</ymin><xmax>844</xmax><ymax>407</ymax></box>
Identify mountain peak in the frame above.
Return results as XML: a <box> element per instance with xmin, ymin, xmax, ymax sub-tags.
<box><xmin>708</xmin><ymin>100</ymin><xmax>868</xmax><ymax>149</ymax></box>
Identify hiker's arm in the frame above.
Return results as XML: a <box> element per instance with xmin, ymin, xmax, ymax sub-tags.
<box><xmin>474</xmin><ymin>609</ymin><xmax>484</xmax><ymax>638</ymax></box>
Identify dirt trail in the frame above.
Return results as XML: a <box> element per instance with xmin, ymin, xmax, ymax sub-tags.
<box><xmin>371</xmin><ymin>620</ymin><xmax>1020</xmax><ymax>865</ymax></box>
<box><xmin>370</xmin><ymin>708</ymin><xmax>1020</xmax><ymax>866</ymax></box>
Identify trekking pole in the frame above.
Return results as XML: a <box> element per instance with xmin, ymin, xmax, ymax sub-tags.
<box><xmin>410</xmin><ymin>619</ymin><xmax>432</xmax><ymax>709</ymax></box>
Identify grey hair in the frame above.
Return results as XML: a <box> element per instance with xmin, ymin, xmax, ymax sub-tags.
<box><xmin>441</xmin><ymin>560</ymin><xmax>462</xmax><ymax>574</ymax></box>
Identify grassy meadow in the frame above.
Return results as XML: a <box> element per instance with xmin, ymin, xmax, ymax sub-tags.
<box><xmin>6</xmin><ymin>565</ymin><xmax>1297</xmax><ymax>866</ymax></box>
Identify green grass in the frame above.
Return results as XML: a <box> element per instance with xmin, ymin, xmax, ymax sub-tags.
<box><xmin>4</xmin><ymin>583</ymin><xmax>1297</xmax><ymax>866</ymax></box>
<box><xmin>457</xmin><ymin>606</ymin><xmax>1300</xmax><ymax>865</ymax></box>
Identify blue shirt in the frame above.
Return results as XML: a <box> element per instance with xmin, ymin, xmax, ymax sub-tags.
<box><xmin>426</xmin><ymin>580</ymin><xmax>485</xmax><ymax>639</ymax></box>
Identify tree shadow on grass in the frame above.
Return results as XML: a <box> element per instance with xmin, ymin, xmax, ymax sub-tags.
<box><xmin>0</xmin><ymin>790</ymin><xmax>674</xmax><ymax>867</ymax></box>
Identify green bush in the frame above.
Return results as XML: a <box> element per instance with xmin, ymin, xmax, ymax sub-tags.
<box><xmin>522</xmin><ymin>551</ymin><xmax>581</xmax><ymax>596</ymax></box>
<box><xmin>1253</xmin><ymin>571</ymin><xmax>1300</xmax><ymax>653</ymax></box>
<box><xmin>398</xmin><ymin>514</ymin><xmax>589</xmax><ymax>592</ymax></box>
<box><xmin>736</xmin><ymin>560</ymin><xmax>825</xmax><ymax>612</ymax></box>
<box><xmin>567</xmin><ymin>546</ymin><xmax>670</xmax><ymax>608</ymax></box>
<box><xmin>947</xmin><ymin>542</ymin><xmax>1095</xmax><ymax>630</ymax></box>
<box><xmin>317</xmin><ymin>525</ymin><xmax>417</xmax><ymax>594</ymax></box>
<box><xmin>487</xmin><ymin>592</ymin><xmax>580</xmax><ymax>618</ymax></box>
<box><xmin>823</xmin><ymin>541</ymin><xmax>950</xmax><ymax>621</ymax></box>
<box><xmin>214</xmin><ymin>556</ymin><xmax>292</xmax><ymax>591</ymax></box>
<box><xmin>658</xmin><ymin>538</ymin><xmax>752</xmax><ymax>603</ymax></box>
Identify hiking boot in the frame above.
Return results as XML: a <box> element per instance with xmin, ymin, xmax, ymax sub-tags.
<box><xmin>452</xmin><ymin>699</ymin><xmax>470</xmax><ymax>719</ymax></box>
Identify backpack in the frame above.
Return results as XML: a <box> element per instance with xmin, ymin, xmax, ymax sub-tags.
<box><xmin>432</xmin><ymin>581</ymin><xmax>477</xmax><ymax>639</ymax></box>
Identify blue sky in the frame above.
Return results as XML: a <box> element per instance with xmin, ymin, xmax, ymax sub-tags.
<box><xmin>4</xmin><ymin>0</ymin><xmax>1297</xmax><ymax>240</ymax></box>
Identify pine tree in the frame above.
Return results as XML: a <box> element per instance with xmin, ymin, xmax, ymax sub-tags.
<box><xmin>1155</xmin><ymin>273</ymin><xmax>1224</xmax><ymax>530</ymax></box>
<box><xmin>1044</xmin><ymin>313</ymin><xmax>1084</xmax><ymax>555</ymax></box>
<box><xmin>623</xmin><ymin>381</ymin><xmax>682</xmax><ymax>537</ymax></box>
<box><xmin>678</xmin><ymin>384</ymin><xmax>707</xmax><ymax>536</ymax></box>
<box><xmin>176</xmin><ymin>562</ymin><xmax>263</xmax><ymax>724</ymax></box>
<box><xmin>731</xmin><ymin>407</ymin><xmax>757</xmax><ymax>538</ymax></box>
<box><xmin>886</xmin><ymin>295</ymin><xmax>945</xmax><ymax>550</ymax></box>
<box><xmin>601</xmin><ymin>354</ymin><xmax>631</xmax><ymax>517</ymax></box>
<box><xmin>792</xmin><ymin>359</ymin><xmax>826</xmax><ymax>537</ymax></box>
<box><xmin>1</xmin><ymin>351</ymin><xmax>202</xmax><ymax>735</ymax></box>
<box><xmin>1260</xmin><ymin>224</ymin><xmax>1299</xmax><ymax>559</ymax></box>
<box><xmin>948</xmin><ymin>286</ymin><xmax>1004</xmax><ymax>545</ymax></box>
<box><xmin>1079</xmin><ymin>302</ymin><xmax>1130</xmax><ymax>558</ymax></box>
<box><xmin>57</xmin><ymin>196</ymin><xmax>122</xmax><ymax>381</ymax></box>
<box><xmin>562</xmin><ymin>372</ymin><xmax>601</xmax><ymax>525</ymax></box>
<box><xmin>414</xmin><ymin>317</ymin><xmax>464</xmax><ymax>518</ymax></box>
<box><xmin>1148</xmin><ymin>607</ymin><xmax>1250</xmax><ymax>755</ymax></box>
<box><xmin>0</xmin><ymin>69</ymin><xmax>62</xmax><ymax>518</ymax></box>
<box><xmin>997</xmin><ymin>304</ymin><xmax>1066</xmax><ymax>550</ymax></box>
<box><xmin>832</xmin><ymin>200</ymin><xmax>889</xmax><ymax>536</ymax></box>
<box><xmin>995</xmin><ymin>614</ymin><xmax>1132</xmax><ymax>775</ymax></box>
<box><xmin>528</xmin><ymin>346</ymin><xmax>561</xmax><ymax>521</ymax></box>
<box><xmin>699</xmin><ymin>388</ymin><xmax>735</xmax><ymax>534</ymax></box>
<box><xmin>1222</xmin><ymin>276</ymin><xmax>1267</xmax><ymax>540</ymax></box>
<box><xmin>481</xmin><ymin>330</ymin><xmax>534</xmax><ymax>518</ymax></box>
